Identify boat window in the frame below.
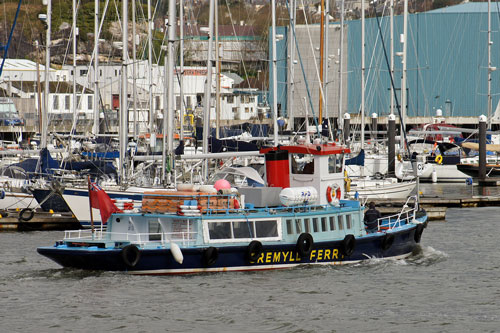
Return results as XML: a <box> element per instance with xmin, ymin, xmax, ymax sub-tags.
<box><xmin>346</xmin><ymin>215</ymin><xmax>352</xmax><ymax>229</ymax></box>
<box><xmin>321</xmin><ymin>217</ymin><xmax>327</xmax><ymax>232</ymax></box>
<box><xmin>255</xmin><ymin>220</ymin><xmax>278</xmax><ymax>238</ymax></box>
<box><xmin>291</xmin><ymin>154</ymin><xmax>314</xmax><ymax>174</ymax></box>
<box><xmin>312</xmin><ymin>218</ymin><xmax>319</xmax><ymax>232</ymax></box>
<box><xmin>233</xmin><ymin>221</ymin><xmax>252</xmax><ymax>238</ymax></box>
<box><xmin>304</xmin><ymin>218</ymin><xmax>310</xmax><ymax>233</ymax></box>
<box><xmin>328</xmin><ymin>154</ymin><xmax>344</xmax><ymax>174</ymax></box>
<box><xmin>148</xmin><ymin>220</ymin><xmax>162</xmax><ymax>241</ymax></box>
<box><xmin>208</xmin><ymin>222</ymin><xmax>231</xmax><ymax>239</ymax></box>
<box><xmin>286</xmin><ymin>219</ymin><xmax>293</xmax><ymax>235</ymax></box>
<box><xmin>329</xmin><ymin>216</ymin><xmax>336</xmax><ymax>230</ymax></box>
<box><xmin>338</xmin><ymin>215</ymin><xmax>344</xmax><ymax>230</ymax></box>
<box><xmin>295</xmin><ymin>220</ymin><xmax>302</xmax><ymax>233</ymax></box>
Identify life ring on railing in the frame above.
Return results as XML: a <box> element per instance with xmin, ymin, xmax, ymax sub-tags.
<box><xmin>414</xmin><ymin>224</ymin><xmax>425</xmax><ymax>243</ymax></box>
<box><xmin>246</xmin><ymin>240</ymin><xmax>263</xmax><ymax>262</ymax></box>
<box><xmin>202</xmin><ymin>246</ymin><xmax>218</xmax><ymax>267</ymax></box>
<box><xmin>326</xmin><ymin>184</ymin><xmax>342</xmax><ymax>205</ymax></box>
<box><xmin>121</xmin><ymin>244</ymin><xmax>141</xmax><ymax>268</ymax></box>
<box><xmin>341</xmin><ymin>234</ymin><xmax>356</xmax><ymax>257</ymax></box>
<box><xmin>397</xmin><ymin>153</ymin><xmax>403</xmax><ymax>162</ymax></box>
<box><xmin>381</xmin><ymin>233</ymin><xmax>395</xmax><ymax>251</ymax></box>
<box><xmin>296</xmin><ymin>233</ymin><xmax>314</xmax><ymax>257</ymax></box>
<box><xmin>19</xmin><ymin>208</ymin><xmax>34</xmax><ymax>222</ymax></box>
<box><xmin>435</xmin><ymin>154</ymin><xmax>443</xmax><ymax>164</ymax></box>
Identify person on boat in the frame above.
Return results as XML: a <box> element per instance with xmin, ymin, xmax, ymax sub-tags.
<box><xmin>364</xmin><ymin>202</ymin><xmax>381</xmax><ymax>233</ymax></box>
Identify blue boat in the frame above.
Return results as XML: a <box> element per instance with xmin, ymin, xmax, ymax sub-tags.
<box><xmin>37</xmin><ymin>143</ymin><xmax>427</xmax><ymax>275</ymax></box>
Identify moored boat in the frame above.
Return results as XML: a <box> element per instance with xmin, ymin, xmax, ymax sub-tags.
<box><xmin>37</xmin><ymin>143</ymin><xmax>428</xmax><ymax>274</ymax></box>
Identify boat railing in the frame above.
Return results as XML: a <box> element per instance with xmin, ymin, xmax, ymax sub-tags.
<box><xmin>64</xmin><ymin>230</ymin><xmax>198</xmax><ymax>247</ymax></box>
<box><xmin>377</xmin><ymin>195</ymin><xmax>418</xmax><ymax>231</ymax></box>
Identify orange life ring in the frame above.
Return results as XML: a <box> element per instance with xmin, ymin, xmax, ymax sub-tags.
<box><xmin>326</xmin><ymin>184</ymin><xmax>341</xmax><ymax>204</ymax></box>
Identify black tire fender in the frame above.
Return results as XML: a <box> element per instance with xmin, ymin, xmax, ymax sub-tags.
<box><xmin>19</xmin><ymin>208</ymin><xmax>34</xmax><ymax>222</ymax></box>
<box><xmin>121</xmin><ymin>244</ymin><xmax>141</xmax><ymax>268</ymax></box>
<box><xmin>246</xmin><ymin>240</ymin><xmax>263</xmax><ymax>262</ymax></box>
<box><xmin>296</xmin><ymin>233</ymin><xmax>314</xmax><ymax>257</ymax></box>
<box><xmin>202</xmin><ymin>246</ymin><xmax>218</xmax><ymax>267</ymax></box>
<box><xmin>381</xmin><ymin>233</ymin><xmax>395</xmax><ymax>251</ymax></box>
<box><xmin>414</xmin><ymin>224</ymin><xmax>425</xmax><ymax>243</ymax></box>
<box><xmin>341</xmin><ymin>234</ymin><xmax>356</xmax><ymax>257</ymax></box>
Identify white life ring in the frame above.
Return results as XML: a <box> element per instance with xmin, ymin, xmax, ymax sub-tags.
<box><xmin>326</xmin><ymin>184</ymin><xmax>341</xmax><ymax>205</ymax></box>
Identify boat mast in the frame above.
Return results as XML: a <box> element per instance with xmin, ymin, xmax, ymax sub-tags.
<box><xmin>72</xmin><ymin>0</ymin><xmax>77</xmax><ymax>134</ymax></box>
<box><xmin>132</xmin><ymin>0</ymin><xmax>138</xmax><ymax>139</ymax></box>
<box><xmin>42</xmin><ymin>0</ymin><xmax>51</xmax><ymax>149</ymax></box>
<box><xmin>163</xmin><ymin>0</ymin><xmax>176</xmax><ymax>184</ymax></box>
<box><xmin>287</xmin><ymin>0</ymin><xmax>296</xmax><ymax>131</ymax></box>
<box><xmin>179</xmin><ymin>0</ymin><xmax>185</xmax><ymax>141</ymax></box>
<box><xmin>338</xmin><ymin>0</ymin><xmax>344</xmax><ymax>133</ymax></box>
<box><xmin>215</xmin><ymin>0</ymin><xmax>220</xmax><ymax>139</ymax></box>
<box><xmin>202</xmin><ymin>0</ymin><xmax>215</xmax><ymax>181</ymax></box>
<box><xmin>119</xmin><ymin>0</ymin><xmax>129</xmax><ymax>184</ymax></box>
<box><xmin>487</xmin><ymin>0</ymin><xmax>493</xmax><ymax>129</ymax></box>
<box><xmin>318</xmin><ymin>0</ymin><xmax>325</xmax><ymax>124</ymax></box>
<box><xmin>361</xmin><ymin>0</ymin><xmax>365</xmax><ymax>150</ymax></box>
<box><xmin>271</xmin><ymin>0</ymin><xmax>278</xmax><ymax>145</ymax></box>
<box><xmin>147</xmin><ymin>0</ymin><xmax>154</xmax><ymax>138</ymax></box>
<box><xmin>390</xmin><ymin>0</ymin><xmax>394</xmax><ymax>116</ymax></box>
<box><xmin>400</xmin><ymin>0</ymin><xmax>408</xmax><ymax>149</ymax></box>
<box><xmin>324</xmin><ymin>0</ymin><xmax>330</xmax><ymax>133</ymax></box>
<box><xmin>93</xmin><ymin>0</ymin><xmax>99</xmax><ymax>135</ymax></box>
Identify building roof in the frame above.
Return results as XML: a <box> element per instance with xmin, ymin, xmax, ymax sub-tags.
<box><xmin>429</xmin><ymin>2</ymin><xmax>500</xmax><ymax>14</ymax></box>
<box><xmin>183</xmin><ymin>25</ymin><xmax>260</xmax><ymax>37</ymax></box>
<box><xmin>1</xmin><ymin>59</ymin><xmax>51</xmax><ymax>71</ymax></box>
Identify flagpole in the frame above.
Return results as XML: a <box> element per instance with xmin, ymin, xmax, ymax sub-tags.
<box><xmin>87</xmin><ymin>175</ymin><xmax>95</xmax><ymax>236</ymax></box>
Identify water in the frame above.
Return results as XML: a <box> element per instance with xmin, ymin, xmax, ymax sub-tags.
<box><xmin>1</xmin><ymin>187</ymin><xmax>500</xmax><ymax>332</ymax></box>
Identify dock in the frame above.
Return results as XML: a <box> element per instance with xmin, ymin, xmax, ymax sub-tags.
<box><xmin>0</xmin><ymin>209</ymin><xmax>80</xmax><ymax>231</ymax></box>
<box><xmin>373</xmin><ymin>195</ymin><xmax>500</xmax><ymax>221</ymax></box>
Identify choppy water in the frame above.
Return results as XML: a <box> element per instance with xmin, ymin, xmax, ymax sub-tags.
<box><xmin>1</xmin><ymin>187</ymin><xmax>500</xmax><ymax>332</ymax></box>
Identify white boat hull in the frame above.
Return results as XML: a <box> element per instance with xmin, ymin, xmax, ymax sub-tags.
<box><xmin>347</xmin><ymin>179</ymin><xmax>416</xmax><ymax>199</ymax></box>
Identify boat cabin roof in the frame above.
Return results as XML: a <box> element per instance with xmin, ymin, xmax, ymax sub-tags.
<box><xmin>260</xmin><ymin>143</ymin><xmax>350</xmax><ymax>156</ymax></box>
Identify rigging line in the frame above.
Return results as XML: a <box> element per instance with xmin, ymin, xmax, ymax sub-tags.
<box><xmin>285</xmin><ymin>0</ymin><xmax>320</xmax><ymax>135</ymax></box>
<box><xmin>371</xmin><ymin>2</ymin><xmax>411</xmax><ymax>157</ymax></box>
<box><xmin>0</xmin><ymin>0</ymin><xmax>22</xmax><ymax>78</ymax></box>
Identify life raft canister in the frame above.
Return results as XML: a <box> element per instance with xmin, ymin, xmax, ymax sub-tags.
<box><xmin>326</xmin><ymin>184</ymin><xmax>342</xmax><ymax>205</ymax></box>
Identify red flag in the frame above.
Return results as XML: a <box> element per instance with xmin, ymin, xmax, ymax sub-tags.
<box><xmin>89</xmin><ymin>182</ymin><xmax>122</xmax><ymax>224</ymax></box>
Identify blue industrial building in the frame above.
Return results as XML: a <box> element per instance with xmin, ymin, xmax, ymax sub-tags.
<box><xmin>272</xmin><ymin>3</ymin><xmax>500</xmax><ymax>124</ymax></box>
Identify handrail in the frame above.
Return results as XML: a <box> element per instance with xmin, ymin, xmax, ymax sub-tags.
<box><xmin>64</xmin><ymin>230</ymin><xmax>198</xmax><ymax>247</ymax></box>
<box><xmin>376</xmin><ymin>195</ymin><xmax>418</xmax><ymax>231</ymax></box>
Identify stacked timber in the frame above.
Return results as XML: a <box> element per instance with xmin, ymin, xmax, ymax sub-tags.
<box><xmin>142</xmin><ymin>190</ymin><xmax>237</xmax><ymax>214</ymax></box>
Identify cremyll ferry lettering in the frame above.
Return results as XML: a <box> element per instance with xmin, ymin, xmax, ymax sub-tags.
<box><xmin>254</xmin><ymin>248</ymin><xmax>340</xmax><ymax>264</ymax></box>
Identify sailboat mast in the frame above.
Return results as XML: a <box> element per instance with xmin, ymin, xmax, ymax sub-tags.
<box><xmin>179</xmin><ymin>0</ymin><xmax>185</xmax><ymax>141</ymax></box>
<box><xmin>324</xmin><ymin>0</ymin><xmax>330</xmax><ymax>127</ymax></box>
<box><xmin>120</xmin><ymin>0</ymin><xmax>129</xmax><ymax>184</ymax></box>
<box><xmin>318</xmin><ymin>0</ymin><xmax>325</xmax><ymax>123</ymax></box>
<box><xmin>132</xmin><ymin>0</ymin><xmax>138</xmax><ymax>139</ymax></box>
<box><xmin>166</xmin><ymin>0</ymin><xmax>176</xmax><ymax>184</ymax></box>
<box><xmin>93</xmin><ymin>0</ymin><xmax>99</xmax><ymax>135</ymax></box>
<box><xmin>361</xmin><ymin>0</ymin><xmax>365</xmax><ymax>149</ymax></box>
<box><xmin>390</xmin><ymin>0</ymin><xmax>394</xmax><ymax>116</ymax></box>
<box><xmin>400</xmin><ymin>0</ymin><xmax>408</xmax><ymax>149</ymax></box>
<box><xmin>42</xmin><ymin>0</ymin><xmax>51</xmax><ymax>149</ymax></box>
<box><xmin>271</xmin><ymin>0</ymin><xmax>278</xmax><ymax>145</ymax></box>
<box><xmin>202</xmin><ymin>0</ymin><xmax>215</xmax><ymax>180</ymax></box>
<box><xmin>338</xmin><ymin>0</ymin><xmax>344</xmax><ymax>130</ymax></box>
<box><xmin>72</xmin><ymin>0</ymin><xmax>77</xmax><ymax>131</ymax></box>
<box><xmin>147</xmin><ymin>0</ymin><xmax>154</xmax><ymax>134</ymax></box>
<box><xmin>215</xmin><ymin>0</ymin><xmax>220</xmax><ymax>139</ymax></box>
<box><xmin>487</xmin><ymin>0</ymin><xmax>492</xmax><ymax>129</ymax></box>
<box><xmin>287</xmin><ymin>0</ymin><xmax>296</xmax><ymax>130</ymax></box>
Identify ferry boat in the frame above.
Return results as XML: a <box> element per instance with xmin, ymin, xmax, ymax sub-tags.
<box><xmin>37</xmin><ymin>143</ymin><xmax>428</xmax><ymax>275</ymax></box>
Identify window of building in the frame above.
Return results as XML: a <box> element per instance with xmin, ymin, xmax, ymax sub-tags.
<box><xmin>176</xmin><ymin>96</ymin><xmax>181</xmax><ymax>110</ymax></box>
<box><xmin>245</xmin><ymin>107</ymin><xmax>250</xmax><ymax>113</ymax></box>
<box><xmin>76</xmin><ymin>96</ymin><xmax>81</xmax><ymax>110</ymax></box>
<box><xmin>79</xmin><ymin>69</ymin><xmax>88</xmax><ymax>76</ymax></box>
<box><xmin>186</xmin><ymin>96</ymin><xmax>192</xmax><ymax>109</ymax></box>
<box><xmin>65</xmin><ymin>95</ymin><xmax>70</xmax><ymax>110</ymax></box>
<box><xmin>232</xmin><ymin>107</ymin><xmax>238</xmax><ymax>113</ymax></box>
<box><xmin>88</xmin><ymin>96</ymin><xmax>93</xmax><ymax>110</ymax></box>
<box><xmin>53</xmin><ymin>96</ymin><xmax>59</xmax><ymax>110</ymax></box>
<box><xmin>227</xmin><ymin>95</ymin><xmax>234</xmax><ymax>104</ymax></box>
<box><xmin>155</xmin><ymin>96</ymin><xmax>160</xmax><ymax>110</ymax></box>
